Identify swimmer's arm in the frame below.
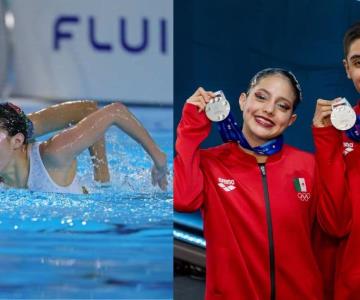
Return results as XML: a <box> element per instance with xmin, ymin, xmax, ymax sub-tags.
<box><xmin>28</xmin><ymin>100</ymin><xmax>110</xmax><ymax>183</ymax></box>
<box><xmin>88</xmin><ymin>136</ymin><xmax>110</xmax><ymax>183</ymax></box>
<box><xmin>43</xmin><ymin>102</ymin><xmax>167</xmax><ymax>190</ymax></box>
<box><xmin>28</xmin><ymin>100</ymin><xmax>98</xmax><ymax>137</ymax></box>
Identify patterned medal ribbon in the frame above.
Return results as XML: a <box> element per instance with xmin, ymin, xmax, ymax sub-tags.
<box><xmin>217</xmin><ymin>111</ymin><xmax>283</xmax><ymax>155</ymax></box>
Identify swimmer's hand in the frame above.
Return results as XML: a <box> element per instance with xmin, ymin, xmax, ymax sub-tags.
<box><xmin>186</xmin><ymin>87</ymin><xmax>217</xmax><ymax>112</ymax></box>
<box><xmin>151</xmin><ymin>150</ymin><xmax>168</xmax><ymax>191</ymax></box>
<box><xmin>151</xmin><ymin>163</ymin><xmax>168</xmax><ymax>191</ymax></box>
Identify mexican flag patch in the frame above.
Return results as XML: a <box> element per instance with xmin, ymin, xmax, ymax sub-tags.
<box><xmin>293</xmin><ymin>178</ymin><xmax>307</xmax><ymax>192</ymax></box>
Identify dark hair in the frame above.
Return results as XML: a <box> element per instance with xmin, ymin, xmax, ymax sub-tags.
<box><xmin>343</xmin><ymin>21</ymin><xmax>360</xmax><ymax>59</ymax></box>
<box><xmin>0</xmin><ymin>102</ymin><xmax>33</xmax><ymax>144</ymax></box>
<box><xmin>247</xmin><ymin>68</ymin><xmax>302</xmax><ymax>111</ymax></box>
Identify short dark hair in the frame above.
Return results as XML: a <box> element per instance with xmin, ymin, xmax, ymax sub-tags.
<box><xmin>0</xmin><ymin>102</ymin><xmax>33</xmax><ymax>144</ymax></box>
<box><xmin>343</xmin><ymin>21</ymin><xmax>360</xmax><ymax>59</ymax></box>
<box><xmin>247</xmin><ymin>68</ymin><xmax>302</xmax><ymax>111</ymax></box>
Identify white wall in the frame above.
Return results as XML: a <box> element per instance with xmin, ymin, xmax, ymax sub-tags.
<box><xmin>10</xmin><ymin>0</ymin><xmax>173</xmax><ymax>104</ymax></box>
<box><xmin>0</xmin><ymin>1</ymin><xmax>8</xmax><ymax>95</ymax></box>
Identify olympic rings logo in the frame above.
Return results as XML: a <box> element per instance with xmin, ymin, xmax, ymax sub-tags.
<box><xmin>297</xmin><ymin>192</ymin><xmax>311</xmax><ymax>202</ymax></box>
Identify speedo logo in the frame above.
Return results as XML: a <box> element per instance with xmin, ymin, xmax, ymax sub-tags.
<box><xmin>218</xmin><ymin>178</ymin><xmax>236</xmax><ymax>192</ymax></box>
<box><xmin>343</xmin><ymin>142</ymin><xmax>354</xmax><ymax>156</ymax></box>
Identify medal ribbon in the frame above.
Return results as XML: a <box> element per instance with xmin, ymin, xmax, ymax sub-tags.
<box><xmin>217</xmin><ymin>112</ymin><xmax>283</xmax><ymax>155</ymax></box>
<box><xmin>346</xmin><ymin>115</ymin><xmax>360</xmax><ymax>142</ymax></box>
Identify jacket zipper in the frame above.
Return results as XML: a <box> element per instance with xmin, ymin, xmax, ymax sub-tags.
<box><xmin>259</xmin><ymin>163</ymin><xmax>275</xmax><ymax>300</ymax></box>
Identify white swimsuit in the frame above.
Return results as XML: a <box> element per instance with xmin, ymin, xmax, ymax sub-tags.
<box><xmin>27</xmin><ymin>142</ymin><xmax>83</xmax><ymax>194</ymax></box>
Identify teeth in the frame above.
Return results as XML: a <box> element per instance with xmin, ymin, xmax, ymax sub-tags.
<box><xmin>257</xmin><ymin>117</ymin><xmax>273</xmax><ymax>125</ymax></box>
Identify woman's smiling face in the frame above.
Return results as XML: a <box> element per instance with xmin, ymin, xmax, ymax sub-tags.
<box><xmin>239</xmin><ymin>74</ymin><xmax>297</xmax><ymax>147</ymax></box>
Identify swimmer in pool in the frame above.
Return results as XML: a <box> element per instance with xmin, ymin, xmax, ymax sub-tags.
<box><xmin>0</xmin><ymin>101</ymin><xmax>168</xmax><ymax>194</ymax></box>
<box><xmin>27</xmin><ymin>100</ymin><xmax>111</xmax><ymax>183</ymax></box>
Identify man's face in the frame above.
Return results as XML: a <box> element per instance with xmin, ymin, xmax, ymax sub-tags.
<box><xmin>344</xmin><ymin>38</ymin><xmax>360</xmax><ymax>93</ymax></box>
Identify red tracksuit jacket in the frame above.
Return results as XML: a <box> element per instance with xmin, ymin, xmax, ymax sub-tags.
<box><xmin>175</xmin><ymin>103</ymin><xmax>324</xmax><ymax>300</ymax></box>
<box><xmin>313</xmin><ymin>102</ymin><xmax>360</xmax><ymax>300</ymax></box>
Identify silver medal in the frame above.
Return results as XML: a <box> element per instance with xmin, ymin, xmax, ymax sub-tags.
<box><xmin>205</xmin><ymin>90</ymin><xmax>230</xmax><ymax>122</ymax></box>
<box><xmin>330</xmin><ymin>98</ymin><xmax>356</xmax><ymax>131</ymax></box>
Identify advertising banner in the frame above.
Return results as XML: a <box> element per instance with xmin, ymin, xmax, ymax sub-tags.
<box><xmin>11</xmin><ymin>0</ymin><xmax>173</xmax><ymax>105</ymax></box>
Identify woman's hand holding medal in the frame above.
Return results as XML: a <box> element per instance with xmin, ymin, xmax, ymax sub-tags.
<box><xmin>186</xmin><ymin>87</ymin><xmax>231</xmax><ymax>122</ymax></box>
<box><xmin>186</xmin><ymin>87</ymin><xmax>216</xmax><ymax>112</ymax></box>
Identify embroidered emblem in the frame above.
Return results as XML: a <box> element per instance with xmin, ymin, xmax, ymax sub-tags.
<box><xmin>218</xmin><ymin>178</ymin><xmax>236</xmax><ymax>192</ymax></box>
<box><xmin>293</xmin><ymin>178</ymin><xmax>311</xmax><ymax>201</ymax></box>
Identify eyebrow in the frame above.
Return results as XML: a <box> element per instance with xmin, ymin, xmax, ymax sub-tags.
<box><xmin>255</xmin><ymin>88</ymin><xmax>292</xmax><ymax>104</ymax></box>
<box><xmin>349</xmin><ymin>54</ymin><xmax>360</xmax><ymax>61</ymax></box>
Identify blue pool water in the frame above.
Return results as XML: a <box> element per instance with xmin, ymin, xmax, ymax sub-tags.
<box><xmin>0</xmin><ymin>103</ymin><xmax>173</xmax><ymax>299</ymax></box>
